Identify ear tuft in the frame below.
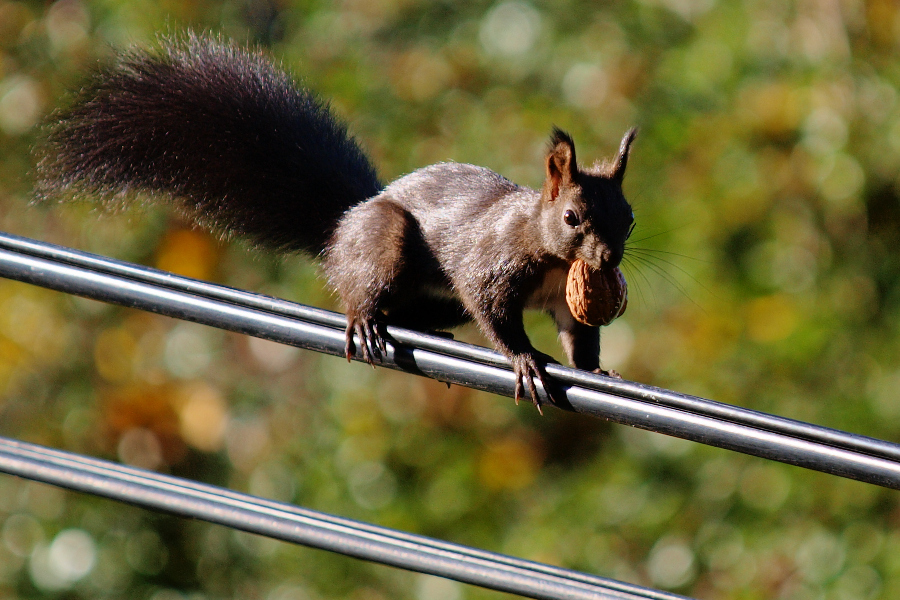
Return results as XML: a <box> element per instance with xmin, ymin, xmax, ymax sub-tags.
<box><xmin>545</xmin><ymin>127</ymin><xmax>577</xmax><ymax>201</ymax></box>
<box><xmin>549</xmin><ymin>127</ymin><xmax>575</xmax><ymax>150</ymax></box>
<box><xmin>611</xmin><ymin>127</ymin><xmax>637</xmax><ymax>183</ymax></box>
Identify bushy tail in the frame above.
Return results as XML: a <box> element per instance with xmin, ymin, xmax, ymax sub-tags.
<box><xmin>36</xmin><ymin>33</ymin><xmax>381</xmax><ymax>255</ymax></box>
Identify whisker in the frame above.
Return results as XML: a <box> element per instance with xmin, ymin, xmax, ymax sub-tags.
<box><xmin>625</xmin><ymin>250</ymin><xmax>717</xmax><ymax>299</ymax></box>
<box><xmin>620</xmin><ymin>256</ymin><xmax>656</xmax><ymax>309</ymax></box>
<box><xmin>627</xmin><ymin>254</ymin><xmax>707</xmax><ymax>314</ymax></box>
<box><xmin>618</xmin><ymin>258</ymin><xmax>642</xmax><ymax>307</ymax></box>
<box><xmin>624</xmin><ymin>224</ymin><xmax>690</xmax><ymax>245</ymax></box>
<box><xmin>619</xmin><ymin>219</ymin><xmax>709</xmax><ymax>312</ymax></box>
<box><xmin>625</xmin><ymin>247</ymin><xmax>709</xmax><ymax>264</ymax></box>
<box><xmin>626</xmin><ymin>255</ymin><xmax>683</xmax><ymax>298</ymax></box>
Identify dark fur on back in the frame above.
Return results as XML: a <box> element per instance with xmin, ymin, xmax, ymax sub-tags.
<box><xmin>36</xmin><ymin>33</ymin><xmax>381</xmax><ymax>254</ymax></box>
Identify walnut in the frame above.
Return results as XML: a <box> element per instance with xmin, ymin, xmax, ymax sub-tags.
<box><xmin>565</xmin><ymin>259</ymin><xmax>628</xmax><ymax>326</ymax></box>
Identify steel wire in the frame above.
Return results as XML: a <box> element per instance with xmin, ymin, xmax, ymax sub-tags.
<box><xmin>0</xmin><ymin>436</ymin><xmax>687</xmax><ymax>600</ymax></box>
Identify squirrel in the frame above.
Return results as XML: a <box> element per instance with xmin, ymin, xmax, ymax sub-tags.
<box><xmin>35</xmin><ymin>33</ymin><xmax>637</xmax><ymax>410</ymax></box>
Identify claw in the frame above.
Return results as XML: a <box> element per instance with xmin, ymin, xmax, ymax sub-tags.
<box><xmin>345</xmin><ymin>319</ymin><xmax>356</xmax><ymax>362</ymax></box>
<box><xmin>592</xmin><ymin>368</ymin><xmax>623</xmax><ymax>379</ymax></box>
<box><xmin>344</xmin><ymin>315</ymin><xmax>389</xmax><ymax>366</ymax></box>
<box><xmin>511</xmin><ymin>353</ymin><xmax>554</xmax><ymax>414</ymax></box>
<box><xmin>362</xmin><ymin>322</ymin><xmax>377</xmax><ymax>364</ymax></box>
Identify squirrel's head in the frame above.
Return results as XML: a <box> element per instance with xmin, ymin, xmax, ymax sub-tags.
<box><xmin>540</xmin><ymin>127</ymin><xmax>636</xmax><ymax>270</ymax></box>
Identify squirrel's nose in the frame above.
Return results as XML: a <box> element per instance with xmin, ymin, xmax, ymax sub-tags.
<box><xmin>601</xmin><ymin>246</ymin><xmax>624</xmax><ymax>269</ymax></box>
<box><xmin>582</xmin><ymin>242</ymin><xmax>618</xmax><ymax>270</ymax></box>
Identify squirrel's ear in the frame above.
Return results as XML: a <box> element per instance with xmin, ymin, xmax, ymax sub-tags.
<box><xmin>611</xmin><ymin>128</ymin><xmax>637</xmax><ymax>183</ymax></box>
<box><xmin>545</xmin><ymin>127</ymin><xmax>577</xmax><ymax>201</ymax></box>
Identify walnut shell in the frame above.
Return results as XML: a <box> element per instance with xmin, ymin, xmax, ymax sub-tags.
<box><xmin>565</xmin><ymin>260</ymin><xmax>628</xmax><ymax>326</ymax></box>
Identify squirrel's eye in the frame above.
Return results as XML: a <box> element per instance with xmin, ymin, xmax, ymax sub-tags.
<box><xmin>563</xmin><ymin>209</ymin><xmax>580</xmax><ymax>227</ymax></box>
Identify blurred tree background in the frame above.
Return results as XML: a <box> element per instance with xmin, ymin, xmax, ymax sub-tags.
<box><xmin>0</xmin><ymin>0</ymin><xmax>899</xmax><ymax>598</ymax></box>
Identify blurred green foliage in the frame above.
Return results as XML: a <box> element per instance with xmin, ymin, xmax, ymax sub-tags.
<box><xmin>1</xmin><ymin>0</ymin><xmax>900</xmax><ymax>598</ymax></box>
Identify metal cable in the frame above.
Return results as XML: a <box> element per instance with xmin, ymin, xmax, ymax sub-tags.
<box><xmin>0</xmin><ymin>436</ymin><xmax>686</xmax><ymax>600</ymax></box>
<box><xmin>0</xmin><ymin>230</ymin><xmax>898</xmax><ymax>492</ymax></box>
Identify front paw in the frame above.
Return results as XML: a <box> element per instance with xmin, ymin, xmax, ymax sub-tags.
<box><xmin>510</xmin><ymin>352</ymin><xmax>557</xmax><ymax>413</ymax></box>
<box><xmin>345</xmin><ymin>314</ymin><xmax>388</xmax><ymax>365</ymax></box>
